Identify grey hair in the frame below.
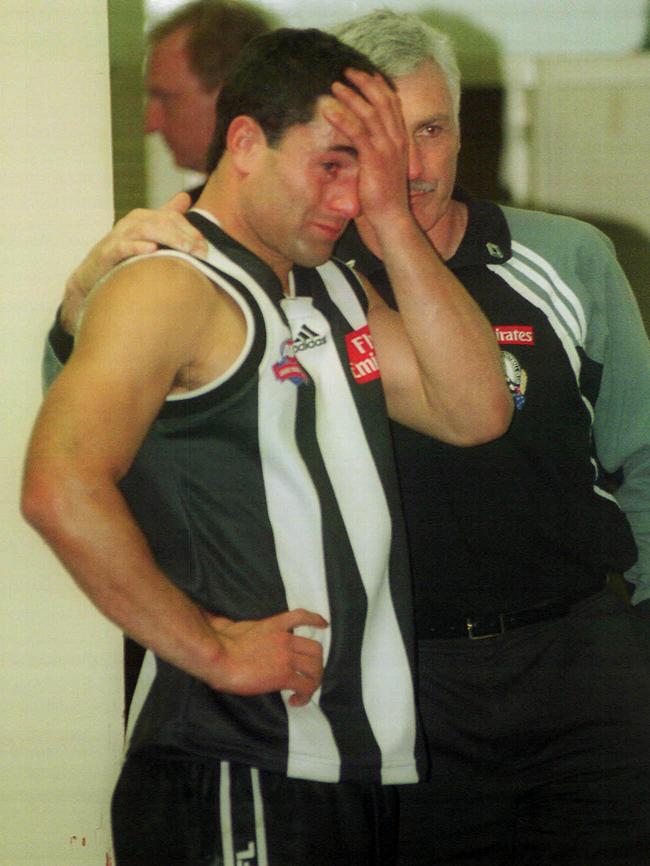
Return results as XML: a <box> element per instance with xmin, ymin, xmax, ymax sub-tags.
<box><xmin>332</xmin><ymin>9</ymin><xmax>461</xmax><ymax>121</ymax></box>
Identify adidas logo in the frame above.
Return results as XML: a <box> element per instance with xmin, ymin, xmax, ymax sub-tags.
<box><xmin>293</xmin><ymin>324</ymin><xmax>327</xmax><ymax>352</ymax></box>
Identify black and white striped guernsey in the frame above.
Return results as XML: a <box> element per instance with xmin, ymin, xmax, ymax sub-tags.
<box><xmin>121</xmin><ymin>211</ymin><xmax>423</xmax><ymax>785</ymax></box>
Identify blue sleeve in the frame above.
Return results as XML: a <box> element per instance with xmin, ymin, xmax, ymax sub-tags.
<box><xmin>587</xmin><ymin>232</ymin><xmax>650</xmax><ymax>605</ymax></box>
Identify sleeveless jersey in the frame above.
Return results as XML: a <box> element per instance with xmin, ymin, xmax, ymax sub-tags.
<box><xmin>121</xmin><ymin>212</ymin><xmax>422</xmax><ymax>785</ymax></box>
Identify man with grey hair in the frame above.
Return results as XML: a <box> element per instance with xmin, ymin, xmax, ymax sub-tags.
<box><xmin>42</xmin><ymin>8</ymin><xmax>650</xmax><ymax>865</ymax></box>
<box><xmin>332</xmin><ymin>9</ymin><xmax>650</xmax><ymax>865</ymax></box>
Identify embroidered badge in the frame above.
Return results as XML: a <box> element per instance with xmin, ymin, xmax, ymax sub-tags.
<box><xmin>272</xmin><ymin>339</ymin><xmax>309</xmax><ymax>385</ymax></box>
<box><xmin>501</xmin><ymin>350</ymin><xmax>527</xmax><ymax>410</ymax></box>
<box><xmin>494</xmin><ymin>325</ymin><xmax>534</xmax><ymax>346</ymax></box>
<box><xmin>345</xmin><ymin>325</ymin><xmax>380</xmax><ymax>384</ymax></box>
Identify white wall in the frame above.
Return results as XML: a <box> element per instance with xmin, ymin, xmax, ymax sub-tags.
<box><xmin>257</xmin><ymin>0</ymin><xmax>648</xmax><ymax>53</ymax></box>
<box><xmin>149</xmin><ymin>0</ymin><xmax>649</xmax><ymax>54</ymax></box>
<box><xmin>0</xmin><ymin>3</ymin><xmax>123</xmax><ymax>864</ymax></box>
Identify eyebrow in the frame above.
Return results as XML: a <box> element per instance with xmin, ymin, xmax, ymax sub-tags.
<box><xmin>329</xmin><ymin>144</ymin><xmax>358</xmax><ymax>158</ymax></box>
<box><xmin>414</xmin><ymin>114</ymin><xmax>453</xmax><ymax>128</ymax></box>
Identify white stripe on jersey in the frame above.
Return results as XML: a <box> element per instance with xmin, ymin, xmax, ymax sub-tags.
<box><xmin>280</xmin><ymin>294</ymin><xmax>418</xmax><ymax>785</ymax></box>
<box><xmin>255</xmin><ymin>292</ymin><xmax>340</xmax><ymax>781</ymax></box>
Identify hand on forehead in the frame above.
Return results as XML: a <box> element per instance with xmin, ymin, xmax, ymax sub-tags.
<box><xmin>322</xmin><ymin>68</ymin><xmax>410</xmax><ymax>222</ymax></box>
<box><xmin>325</xmin><ymin>68</ymin><xmax>404</xmax><ymax>139</ymax></box>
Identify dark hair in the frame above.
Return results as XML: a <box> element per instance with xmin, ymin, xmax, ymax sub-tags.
<box><xmin>148</xmin><ymin>0</ymin><xmax>275</xmax><ymax>92</ymax></box>
<box><xmin>206</xmin><ymin>27</ymin><xmax>393</xmax><ymax>171</ymax></box>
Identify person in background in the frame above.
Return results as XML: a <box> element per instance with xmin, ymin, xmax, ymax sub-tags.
<box><xmin>52</xmin><ymin>0</ymin><xmax>276</xmax><ymax>357</ymax></box>
<box><xmin>145</xmin><ymin>0</ymin><xmax>275</xmax><ymax>176</ymax></box>
<box><xmin>332</xmin><ymin>10</ymin><xmax>650</xmax><ymax>864</ymax></box>
<box><xmin>24</xmin><ymin>26</ymin><xmax>512</xmax><ymax>865</ymax></box>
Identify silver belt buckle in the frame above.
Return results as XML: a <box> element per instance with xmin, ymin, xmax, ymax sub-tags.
<box><xmin>466</xmin><ymin>613</ymin><xmax>506</xmax><ymax>640</ymax></box>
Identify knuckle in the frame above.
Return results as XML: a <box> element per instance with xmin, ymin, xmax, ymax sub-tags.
<box><xmin>124</xmin><ymin>208</ymin><xmax>148</xmax><ymax>226</ymax></box>
<box><xmin>112</xmin><ymin>240</ymin><xmax>130</xmax><ymax>259</ymax></box>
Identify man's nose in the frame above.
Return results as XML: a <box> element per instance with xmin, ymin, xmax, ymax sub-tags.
<box><xmin>407</xmin><ymin>140</ymin><xmax>425</xmax><ymax>180</ymax></box>
<box><xmin>327</xmin><ymin>179</ymin><xmax>361</xmax><ymax>220</ymax></box>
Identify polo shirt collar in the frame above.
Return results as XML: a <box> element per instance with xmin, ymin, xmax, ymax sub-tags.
<box><xmin>335</xmin><ymin>189</ymin><xmax>512</xmax><ymax>275</ymax></box>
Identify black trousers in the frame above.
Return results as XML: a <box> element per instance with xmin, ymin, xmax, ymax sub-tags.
<box><xmin>112</xmin><ymin>751</ymin><xmax>398</xmax><ymax>866</ymax></box>
<box><xmin>398</xmin><ymin>588</ymin><xmax>650</xmax><ymax>865</ymax></box>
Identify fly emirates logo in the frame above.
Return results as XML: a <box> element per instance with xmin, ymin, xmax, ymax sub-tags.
<box><xmin>346</xmin><ymin>325</ymin><xmax>380</xmax><ymax>384</ymax></box>
<box><xmin>494</xmin><ymin>325</ymin><xmax>535</xmax><ymax>346</ymax></box>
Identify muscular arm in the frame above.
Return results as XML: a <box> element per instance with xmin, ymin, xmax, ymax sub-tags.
<box><xmin>24</xmin><ymin>256</ymin><xmax>325</xmax><ymax>705</ymax></box>
<box><xmin>59</xmin><ymin>192</ymin><xmax>207</xmax><ymax>334</ymax></box>
<box><xmin>42</xmin><ymin>192</ymin><xmax>208</xmax><ymax>394</ymax></box>
<box><xmin>326</xmin><ymin>71</ymin><xmax>512</xmax><ymax>445</ymax></box>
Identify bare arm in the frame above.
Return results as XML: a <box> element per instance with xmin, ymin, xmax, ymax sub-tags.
<box><xmin>24</xmin><ymin>257</ymin><xmax>325</xmax><ymax>706</ymax></box>
<box><xmin>326</xmin><ymin>71</ymin><xmax>512</xmax><ymax>445</ymax></box>
<box><xmin>60</xmin><ymin>192</ymin><xmax>208</xmax><ymax>334</ymax></box>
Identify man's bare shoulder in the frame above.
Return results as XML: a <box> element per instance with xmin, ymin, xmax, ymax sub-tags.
<box><xmin>92</xmin><ymin>251</ymin><xmax>217</xmax><ymax>315</ymax></box>
<box><xmin>74</xmin><ymin>251</ymin><xmax>247</xmax><ymax>395</ymax></box>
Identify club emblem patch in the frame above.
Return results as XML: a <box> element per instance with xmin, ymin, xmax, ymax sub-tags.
<box><xmin>501</xmin><ymin>350</ymin><xmax>527</xmax><ymax>410</ymax></box>
<box><xmin>273</xmin><ymin>339</ymin><xmax>309</xmax><ymax>385</ymax></box>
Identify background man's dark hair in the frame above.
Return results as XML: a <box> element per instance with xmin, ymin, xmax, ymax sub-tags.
<box><xmin>206</xmin><ymin>27</ymin><xmax>393</xmax><ymax>171</ymax></box>
<box><xmin>149</xmin><ymin>0</ymin><xmax>275</xmax><ymax>92</ymax></box>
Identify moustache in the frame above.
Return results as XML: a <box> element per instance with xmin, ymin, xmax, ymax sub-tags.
<box><xmin>409</xmin><ymin>181</ymin><xmax>436</xmax><ymax>194</ymax></box>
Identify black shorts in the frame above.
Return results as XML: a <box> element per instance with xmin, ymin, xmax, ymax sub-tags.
<box><xmin>112</xmin><ymin>750</ymin><xmax>398</xmax><ymax>866</ymax></box>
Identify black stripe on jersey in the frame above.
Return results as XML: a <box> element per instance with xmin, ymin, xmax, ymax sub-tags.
<box><xmin>291</xmin><ymin>351</ymin><xmax>383</xmax><ymax>782</ymax></box>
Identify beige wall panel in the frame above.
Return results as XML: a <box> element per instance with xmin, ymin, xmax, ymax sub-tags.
<box><xmin>1</xmin><ymin>2</ymin><xmax>123</xmax><ymax>864</ymax></box>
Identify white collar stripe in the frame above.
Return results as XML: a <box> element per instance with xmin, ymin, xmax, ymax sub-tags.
<box><xmin>510</xmin><ymin>240</ymin><xmax>587</xmax><ymax>343</ymax></box>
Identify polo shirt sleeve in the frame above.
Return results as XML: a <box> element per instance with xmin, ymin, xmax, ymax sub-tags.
<box><xmin>585</xmin><ymin>228</ymin><xmax>650</xmax><ymax>607</ymax></box>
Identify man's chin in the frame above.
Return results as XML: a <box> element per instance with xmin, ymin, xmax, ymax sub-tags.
<box><xmin>410</xmin><ymin>199</ymin><xmax>440</xmax><ymax>235</ymax></box>
<box><xmin>292</xmin><ymin>242</ymin><xmax>335</xmax><ymax>269</ymax></box>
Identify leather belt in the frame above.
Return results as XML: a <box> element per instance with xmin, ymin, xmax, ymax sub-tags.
<box><xmin>421</xmin><ymin>586</ymin><xmax>603</xmax><ymax>640</ymax></box>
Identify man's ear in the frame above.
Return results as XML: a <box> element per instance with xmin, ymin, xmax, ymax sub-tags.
<box><xmin>227</xmin><ymin>116</ymin><xmax>265</xmax><ymax>172</ymax></box>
